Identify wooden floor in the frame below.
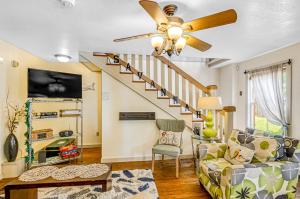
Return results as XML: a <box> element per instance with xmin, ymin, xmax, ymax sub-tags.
<box><xmin>0</xmin><ymin>148</ymin><xmax>299</xmax><ymax>199</ymax></box>
<box><xmin>79</xmin><ymin>147</ymin><xmax>210</xmax><ymax>198</ymax></box>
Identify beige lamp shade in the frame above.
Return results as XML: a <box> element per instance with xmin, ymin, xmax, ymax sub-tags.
<box><xmin>198</xmin><ymin>97</ymin><xmax>223</xmax><ymax>110</ymax></box>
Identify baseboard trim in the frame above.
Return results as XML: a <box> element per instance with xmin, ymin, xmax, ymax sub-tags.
<box><xmin>101</xmin><ymin>154</ymin><xmax>193</xmax><ymax>163</ymax></box>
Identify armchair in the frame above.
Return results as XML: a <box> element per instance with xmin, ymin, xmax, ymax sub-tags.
<box><xmin>152</xmin><ymin>119</ymin><xmax>185</xmax><ymax>178</ymax></box>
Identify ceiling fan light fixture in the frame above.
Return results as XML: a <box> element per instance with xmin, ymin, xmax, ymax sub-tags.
<box><xmin>167</xmin><ymin>26</ymin><xmax>183</xmax><ymax>41</ymax></box>
<box><xmin>151</xmin><ymin>36</ymin><xmax>164</xmax><ymax>51</ymax></box>
<box><xmin>166</xmin><ymin>49</ymin><xmax>173</xmax><ymax>57</ymax></box>
<box><xmin>54</xmin><ymin>54</ymin><xmax>72</xmax><ymax>63</ymax></box>
<box><xmin>114</xmin><ymin>1</ymin><xmax>238</xmax><ymax>57</ymax></box>
<box><xmin>175</xmin><ymin>37</ymin><xmax>186</xmax><ymax>54</ymax></box>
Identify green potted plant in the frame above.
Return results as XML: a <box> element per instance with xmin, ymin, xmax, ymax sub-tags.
<box><xmin>4</xmin><ymin>95</ymin><xmax>24</xmax><ymax>162</ymax></box>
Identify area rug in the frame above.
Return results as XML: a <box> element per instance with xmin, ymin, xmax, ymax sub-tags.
<box><xmin>2</xmin><ymin>169</ymin><xmax>159</xmax><ymax>199</ymax></box>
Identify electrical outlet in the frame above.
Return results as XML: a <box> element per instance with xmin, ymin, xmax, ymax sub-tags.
<box><xmin>96</xmin><ymin>131</ymin><xmax>100</xmax><ymax>136</ymax></box>
<box><xmin>240</xmin><ymin>91</ymin><xmax>243</xmax><ymax>96</ymax></box>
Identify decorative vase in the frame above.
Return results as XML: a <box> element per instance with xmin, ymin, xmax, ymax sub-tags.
<box><xmin>203</xmin><ymin>110</ymin><xmax>217</xmax><ymax>138</ymax></box>
<box><xmin>4</xmin><ymin>133</ymin><xmax>19</xmax><ymax>162</ymax></box>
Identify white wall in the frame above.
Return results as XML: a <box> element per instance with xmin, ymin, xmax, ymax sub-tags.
<box><xmin>0</xmin><ymin>40</ymin><xmax>101</xmax><ymax>178</ymax></box>
<box><xmin>219</xmin><ymin>42</ymin><xmax>300</xmax><ymax>138</ymax></box>
<box><xmin>218</xmin><ymin>64</ymin><xmax>237</xmax><ymax>106</ymax></box>
<box><xmin>100</xmin><ymin>58</ymin><xmax>221</xmax><ymax>162</ymax></box>
<box><xmin>174</xmin><ymin>61</ymin><xmax>219</xmax><ymax>87</ymax></box>
<box><xmin>101</xmin><ymin>72</ymin><xmax>193</xmax><ymax>162</ymax></box>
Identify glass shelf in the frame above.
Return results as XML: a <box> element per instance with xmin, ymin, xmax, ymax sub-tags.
<box><xmin>31</xmin><ymin>134</ymin><xmax>81</xmax><ymax>143</ymax></box>
<box><xmin>31</xmin><ymin>98</ymin><xmax>82</xmax><ymax>103</ymax></box>
<box><xmin>32</xmin><ymin>115</ymin><xmax>81</xmax><ymax>120</ymax></box>
<box><xmin>31</xmin><ymin>155</ymin><xmax>81</xmax><ymax>167</ymax></box>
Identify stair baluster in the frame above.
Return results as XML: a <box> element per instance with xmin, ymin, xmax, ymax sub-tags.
<box><xmin>96</xmin><ymin>53</ymin><xmax>236</xmax><ymax>134</ymax></box>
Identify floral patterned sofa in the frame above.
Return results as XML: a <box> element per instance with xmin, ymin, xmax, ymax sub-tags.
<box><xmin>196</xmin><ymin>130</ymin><xmax>300</xmax><ymax>199</ymax></box>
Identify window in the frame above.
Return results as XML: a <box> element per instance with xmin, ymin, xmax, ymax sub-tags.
<box><xmin>247</xmin><ymin>62</ymin><xmax>291</xmax><ymax>136</ymax></box>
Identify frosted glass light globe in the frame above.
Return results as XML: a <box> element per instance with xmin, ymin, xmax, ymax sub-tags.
<box><xmin>151</xmin><ymin>36</ymin><xmax>164</xmax><ymax>50</ymax></box>
<box><xmin>175</xmin><ymin>37</ymin><xmax>186</xmax><ymax>53</ymax></box>
<box><xmin>167</xmin><ymin>26</ymin><xmax>183</xmax><ymax>41</ymax></box>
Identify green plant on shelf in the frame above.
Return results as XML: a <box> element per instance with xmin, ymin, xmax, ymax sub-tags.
<box><xmin>24</xmin><ymin>100</ymin><xmax>34</xmax><ymax>164</ymax></box>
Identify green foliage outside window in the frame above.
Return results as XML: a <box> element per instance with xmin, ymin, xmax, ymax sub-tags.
<box><xmin>254</xmin><ymin>116</ymin><xmax>282</xmax><ymax>136</ymax></box>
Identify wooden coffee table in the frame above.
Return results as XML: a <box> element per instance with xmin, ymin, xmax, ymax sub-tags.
<box><xmin>4</xmin><ymin>164</ymin><xmax>112</xmax><ymax>199</ymax></box>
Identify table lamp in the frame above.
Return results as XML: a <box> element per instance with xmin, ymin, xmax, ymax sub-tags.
<box><xmin>198</xmin><ymin>97</ymin><xmax>223</xmax><ymax>138</ymax></box>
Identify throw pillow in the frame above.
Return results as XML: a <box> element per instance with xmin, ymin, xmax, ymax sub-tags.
<box><xmin>158</xmin><ymin>130</ymin><xmax>181</xmax><ymax>147</ymax></box>
<box><xmin>229</xmin><ymin>130</ymin><xmax>278</xmax><ymax>163</ymax></box>
<box><xmin>251</xmin><ymin>136</ymin><xmax>278</xmax><ymax>163</ymax></box>
<box><xmin>273</xmin><ymin>136</ymin><xmax>286</xmax><ymax>160</ymax></box>
<box><xmin>284</xmin><ymin>137</ymin><xmax>300</xmax><ymax>158</ymax></box>
<box><xmin>245</xmin><ymin>128</ymin><xmax>255</xmax><ymax>135</ymax></box>
<box><xmin>224</xmin><ymin>140</ymin><xmax>255</xmax><ymax>165</ymax></box>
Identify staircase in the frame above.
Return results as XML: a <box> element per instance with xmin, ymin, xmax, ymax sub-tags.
<box><xmin>79</xmin><ymin>51</ymin><xmax>234</xmax><ymax>134</ymax></box>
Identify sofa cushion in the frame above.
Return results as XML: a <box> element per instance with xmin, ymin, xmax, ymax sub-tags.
<box><xmin>200</xmin><ymin>158</ymin><xmax>232</xmax><ymax>185</ymax></box>
<box><xmin>284</xmin><ymin>137</ymin><xmax>300</xmax><ymax>158</ymax></box>
<box><xmin>251</xmin><ymin>132</ymin><xmax>286</xmax><ymax>161</ymax></box>
<box><xmin>230</xmin><ymin>130</ymin><xmax>278</xmax><ymax>163</ymax></box>
<box><xmin>224</xmin><ymin>140</ymin><xmax>255</xmax><ymax>165</ymax></box>
<box><xmin>272</xmin><ymin>136</ymin><xmax>286</xmax><ymax>160</ymax></box>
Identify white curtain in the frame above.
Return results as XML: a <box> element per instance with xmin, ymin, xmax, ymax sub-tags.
<box><xmin>250</xmin><ymin>64</ymin><xmax>289</xmax><ymax>136</ymax></box>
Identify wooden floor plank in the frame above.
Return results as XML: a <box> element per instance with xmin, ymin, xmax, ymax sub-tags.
<box><xmin>0</xmin><ymin>147</ymin><xmax>299</xmax><ymax>198</ymax></box>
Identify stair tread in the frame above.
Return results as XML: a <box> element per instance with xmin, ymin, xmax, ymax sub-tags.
<box><xmin>181</xmin><ymin>112</ymin><xmax>192</xmax><ymax>115</ymax></box>
<box><xmin>106</xmin><ymin>63</ymin><xmax>121</xmax><ymax>66</ymax></box>
<box><xmin>192</xmin><ymin>120</ymin><xmax>204</xmax><ymax>122</ymax></box>
<box><xmin>169</xmin><ymin>104</ymin><xmax>181</xmax><ymax>107</ymax></box>
<box><xmin>145</xmin><ymin>88</ymin><xmax>158</xmax><ymax>91</ymax></box>
<box><xmin>133</xmin><ymin>80</ymin><xmax>146</xmax><ymax>83</ymax></box>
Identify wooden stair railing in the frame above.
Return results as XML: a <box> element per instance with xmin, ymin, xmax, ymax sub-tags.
<box><xmin>104</xmin><ymin>53</ymin><xmax>206</xmax><ymax>121</ymax></box>
<box><xmin>90</xmin><ymin>52</ymin><xmax>236</xmax><ymax>139</ymax></box>
<box><xmin>154</xmin><ymin>55</ymin><xmax>209</xmax><ymax>94</ymax></box>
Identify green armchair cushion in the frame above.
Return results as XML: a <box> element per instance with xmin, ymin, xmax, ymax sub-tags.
<box><xmin>152</xmin><ymin>144</ymin><xmax>181</xmax><ymax>157</ymax></box>
<box><xmin>224</xmin><ymin>140</ymin><xmax>255</xmax><ymax>165</ymax></box>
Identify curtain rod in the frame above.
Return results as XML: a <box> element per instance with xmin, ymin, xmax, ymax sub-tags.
<box><xmin>244</xmin><ymin>59</ymin><xmax>292</xmax><ymax>75</ymax></box>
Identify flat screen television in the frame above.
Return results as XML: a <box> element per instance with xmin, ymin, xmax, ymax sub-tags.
<box><xmin>28</xmin><ymin>68</ymin><xmax>82</xmax><ymax>99</ymax></box>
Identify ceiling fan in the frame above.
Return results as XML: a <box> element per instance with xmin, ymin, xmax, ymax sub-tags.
<box><xmin>113</xmin><ymin>0</ymin><xmax>237</xmax><ymax>57</ymax></box>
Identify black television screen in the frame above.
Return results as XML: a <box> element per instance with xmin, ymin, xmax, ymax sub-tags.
<box><xmin>28</xmin><ymin>68</ymin><xmax>82</xmax><ymax>99</ymax></box>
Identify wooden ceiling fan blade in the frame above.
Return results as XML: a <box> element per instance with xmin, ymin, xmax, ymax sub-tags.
<box><xmin>139</xmin><ymin>0</ymin><xmax>168</xmax><ymax>25</ymax></box>
<box><xmin>185</xmin><ymin>35</ymin><xmax>212</xmax><ymax>52</ymax></box>
<box><xmin>113</xmin><ymin>33</ymin><xmax>155</xmax><ymax>42</ymax></box>
<box><xmin>183</xmin><ymin>9</ymin><xmax>237</xmax><ymax>32</ymax></box>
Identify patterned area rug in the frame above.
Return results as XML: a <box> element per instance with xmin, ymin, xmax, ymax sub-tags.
<box><xmin>2</xmin><ymin>169</ymin><xmax>159</xmax><ymax>199</ymax></box>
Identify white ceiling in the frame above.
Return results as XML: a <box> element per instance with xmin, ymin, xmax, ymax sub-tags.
<box><xmin>0</xmin><ymin>0</ymin><xmax>300</xmax><ymax>65</ymax></box>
